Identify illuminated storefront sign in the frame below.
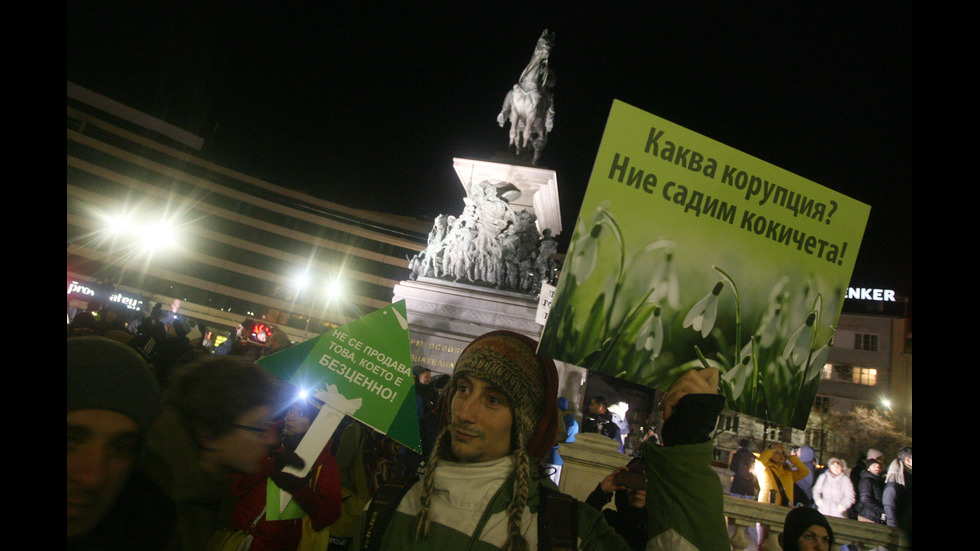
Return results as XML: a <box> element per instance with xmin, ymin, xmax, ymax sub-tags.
<box><xmin>845</xmin><ymin>287</ymin><xmax>896</xmax><ymax>302</ymax></box>
<box><xmin>66</xmin><ymin>279</ymin><xmax>144</xmax><ymax>311</ymax></box>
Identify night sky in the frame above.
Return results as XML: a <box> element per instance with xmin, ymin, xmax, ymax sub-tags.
<box><xmin>67</xmin><ymin>2</ymin><xmax>911</xmax><ymax>301</ymax></box>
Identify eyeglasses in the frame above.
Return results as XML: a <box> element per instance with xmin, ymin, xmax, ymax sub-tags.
<box><xmin>233</xmin><ymin>422</ymin><xmax>275</xmax><ymax>435</ymax></box>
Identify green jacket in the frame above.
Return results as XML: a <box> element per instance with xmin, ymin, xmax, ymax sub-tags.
<box><xmin>642</xmin><ymin>438</ymin><xmax>730</xmax><ymax>551</ymax></box>
<box><xmin>641</xmin><ymin>394</ymin><xmax>730</xmax><ymax>551</ymax></box>
<box><xmin>350</xmin><ymin>455</ymin><xmax>628</xmax><ymax>551</ymax></box>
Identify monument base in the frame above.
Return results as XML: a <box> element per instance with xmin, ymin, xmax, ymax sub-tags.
<box><xmin>392</xmin><ymin>276</ymin><xmax>588</xmax><ymax>409</ymax></box>
<box><xmin>393</xmin><ymin>277</ymin><xmax>542</xmax><ymax>374</ymax></box>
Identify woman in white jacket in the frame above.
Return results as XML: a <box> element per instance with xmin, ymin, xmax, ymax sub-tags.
<box><xmin>812</xmin><ymin>457</ymin><xmax>856</xmax><ymax>518</ymax></box>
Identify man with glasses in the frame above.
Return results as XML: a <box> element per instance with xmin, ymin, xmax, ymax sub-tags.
<box><xmin>138</xmin><ymin>355</ymin><xmax>282</xmax><ymax>550</ymax></box>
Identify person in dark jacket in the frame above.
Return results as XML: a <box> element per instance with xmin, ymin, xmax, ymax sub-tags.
<box><xmin>728</xmin><ymin>439</ymin><xmax>758</xmax><ymax>499</ymax></box>
<box><xmin>855</xmin><ymin>457</ymin><xmax>886</xmax><ymax>524</ymax></box>
<box><xmin>586</xmin><ymin>458</ymin><xmax>649</xmax><ymax>551</ymax></box>
<box><xmin>883</xmin><ymin>446</ymin><xmax>912</xmax><ymax>542</ymax></box>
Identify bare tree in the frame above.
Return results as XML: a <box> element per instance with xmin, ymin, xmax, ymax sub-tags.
<box><xmin>810</xmin><ymin>406</ymin><xmax>910</xmax><ymax>465</ymax></box>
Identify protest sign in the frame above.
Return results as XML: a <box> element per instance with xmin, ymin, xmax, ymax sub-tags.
<box><xmin>538</xmin><ymin>100</ymin><xmax>870</xmax><ymax>429</ymax></box>
<box><xmin>258</xmin><ymin>300</ymin><xmax>420</xmax><ymax>511</ymax></box>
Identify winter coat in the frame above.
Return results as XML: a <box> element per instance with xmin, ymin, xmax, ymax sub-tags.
<box><xmin>883</xmin><ymin>459</ymin><xmax>911</xmax><ymax>528</ymax></box>
<box><xmin>855</xmin><ymin>468</ymin><xmax>886</xmax><ymax>523</ymax></box>
<box><xmin>586</xmin><ymin>484</ymin><xmax>648</xmax><ymax>551</ymax></box>
<box><xmin>728</xmin><ymin>447</ymin><xmax>758</xmax><ymax>496</ymax></box>
<box><xmin>812</xmin><ymin>461</ymin><xmax>856</xmax><ymax>518</ymax></box>
<box><xmin>349</xmin><ymin>455</ymin><xmax>629</xmax><ymax>551</ymax></box>
<box><xmin>229</xmin><ymin>441</ymin><xmax>343</xmax><ymax>551</ymax></box>
<box><xmin>794</xmin><ymin>446</ymin><xmax>817</xmax><ymax>502</ymax></box>
<box><xmin>756</xmin><ymin>448</ymin><xmax>809</xmax><ymax>506</ymax></box>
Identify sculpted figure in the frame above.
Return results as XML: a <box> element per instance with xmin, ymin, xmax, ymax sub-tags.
<box><xmin>497</xmin><ymin>30</ymin><xmax>556</xmax><ymax>165</ymax></box>
<box><xmin>408</xmin><ymin>181</ymin><xmax>551</xmax><ymax>293</ymax></box>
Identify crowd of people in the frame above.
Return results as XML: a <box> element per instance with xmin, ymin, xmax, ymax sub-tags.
<box><xmin>726</xmin><ymin>438</ymin><xmax>912</xmax><ymax>550</ymax></box>
<box><xmin>68</xmin><ymin>303</ymin><xmax>910</xmax><ymax>551</ymax></box>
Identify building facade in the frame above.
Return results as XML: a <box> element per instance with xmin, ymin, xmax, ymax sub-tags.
<box><xmin>68</xmin><ymin>83</ymin><xmax>429</xmax><ymax>344</ymax></box>
<box><xmin>711</xmin><ymin>305</ymin><xmax>912</xmax><ymax>469</ymax></box>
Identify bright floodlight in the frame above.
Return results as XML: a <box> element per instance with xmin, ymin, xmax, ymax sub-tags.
<box><xmin>294</xmin><ymin>273</ymin><xmax>310</xmax><ymax>292</ymax></box>
<box><xmin>138</xmin><ymin>219</ymin><xmax>177</xmax><ymax>252</ymax></box>
<box><xmin>325</xmin><ymin>279</ymin><xmax>343</xmax><ymax>300</ymax></box>
<box><xmin>104</xmin><ymin>213</ymin><xmax>134</xmax><ymax>236</ymax></box>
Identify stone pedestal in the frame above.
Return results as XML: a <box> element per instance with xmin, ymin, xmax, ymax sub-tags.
<box><xmin>555</xmin><ymin>432</ymin><xmax>630</xmax><ymax>505</ymax></box>
<box><xmin>392</xmin><ymin>277</ymin><xmax>543</xmax><ymax>373</ymax></box>
<box><xmin>391</xmin><ymin>276</ymin><xmax>589</xmax><ymax>413</ymax></box>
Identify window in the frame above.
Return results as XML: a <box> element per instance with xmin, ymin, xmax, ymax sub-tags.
<box><xmin>778</xmin><ymin>426</ymin><xmax>792</xmax><ymax>442</ymax></box>
<box><xmin>806</xmin><ymin>428</ymin><xmax>825</xmax><ymax>449</ymax></box>
<box><xmin>813</xmin><ymin>396</ymin><xmax>831</xmax><ymax>412</ymax></box>
<box><xmin>854</xmin><ymin>333</ymin><xmax>879</xmax><ymax>351</ymax></box>
<box><xmin>821</xmin><ymin>364</ymin><xmax>834</xmax><ymax>380</ymax></box>
<box><xmin>717</xmin><ymin>412</ymin><xmax>739</xmax><ymax>432</ymax></box>
<box><xmin>829</xmin><ymin>365</ymin><xmax>877</xmax><ymax>386</ymax></box>
<box><xmin>854</xmin><ymin>368</ymin><xmax>878</xmax><ymax>386</ymax></box>
<box><xmin>713</xmin><ymin>448</ymin><xmax>731</xmax><ymax>465</ymax></box>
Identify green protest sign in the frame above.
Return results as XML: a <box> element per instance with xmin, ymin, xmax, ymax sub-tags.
<box><xmin>259</xmin><ymin>300</ymin><xmax>420</xmax><ymax>452</ymax></box>
<box><xmin>538</xmin><ymin>100</ymin><xmax>870</xmax><ymax>429</ymax></box>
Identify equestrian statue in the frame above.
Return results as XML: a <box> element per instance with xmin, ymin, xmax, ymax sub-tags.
<box><xmin>497</xmin><ymin>29</ymin><xmax>556</xmax><ymax>166</ymax></box>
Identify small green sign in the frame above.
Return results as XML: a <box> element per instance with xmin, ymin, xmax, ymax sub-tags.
<box><xmin>259</xmin><ymin>300</ymin><xmax>421</xmax><ymax>452</ymax></box>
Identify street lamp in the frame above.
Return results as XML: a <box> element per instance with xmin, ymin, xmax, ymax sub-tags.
<box><xmin>293</xmin><ymin>271</ymin><xmax>344</xmax><ymax>335</ymax></box>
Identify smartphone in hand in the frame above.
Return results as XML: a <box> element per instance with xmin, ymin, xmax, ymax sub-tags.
<box><xmin>614</xmin><ymin>471</ymin><xmax>646</xmax><ymax>490</ymax></box>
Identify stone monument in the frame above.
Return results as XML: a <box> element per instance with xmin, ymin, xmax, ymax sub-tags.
<box><xmin>395</xmin><ymin>156</ymin><xmax>566</xmax><ymax>374</ymax></box>
<box><xmin>406</xmin><ymin>158</ymin><xmax>561</xmax><ymax>295</ymax></box>
<box><xmin>392</xmin><ymin>31</ymin><xmax>627</xmax><ymax>497</ymax></box>
<box><xmin>394</xmin><ymin>28</ymin><xmax>570</xmax><ymax>365</ymax></box>
<box><xmin>393</xmin><ymin>31</ymin><xmax>590</xmax><ymax>464</ymax></box>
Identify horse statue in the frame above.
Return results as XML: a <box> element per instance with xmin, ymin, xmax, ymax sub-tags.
<box><xmin>497</xmin><ymin>29</ymin><xmax>556</xmax><ymax>166</ymax></box>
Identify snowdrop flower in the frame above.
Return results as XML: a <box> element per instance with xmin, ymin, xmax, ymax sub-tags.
<box><xmin>569</xmin><ymin>221</ymin><xmax>602</xmax><ymax>281</ymax></box>
<box><xmin>634</xmin><ymin>306</ymin><xmax>664</xmax><ymax>359</ymax></box>
<box><xmin>805</xmin><ymin>336</ymin><xmax>833</xmax><ymax>382</ymax></box>
<box><xmin>683</xmin><ymin>281</ymin><xmax>724</xmax><ymax>338</ymax></box>
<box><xmin>782</xmin><ymin>312</ymin><xmax>816</xmax><ymax>365</ymax></box>
<box><xmin>648</xmin><ymin>252</ymin><xmax>680</xmax><ymax>309</ymax></box>
<box><xmin>568</xmin><ymin>203</ymin><xmax>622</xmax><ymax>283</ymax></box>
<box><xmin>756</xmin><ymin>305</ymin><xmax>783</xmax><ymax>348</ymax></box>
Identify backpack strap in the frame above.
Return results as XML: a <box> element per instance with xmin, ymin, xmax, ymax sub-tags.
<box><xmin>538</xmin><ymin>484</ymin><xmax>578</xmax><ymax>551</ymax></box>
<box><xmin>359</xmin><ymin>474</ymin><xmax>419</xmax><ymax>551</ymax></box>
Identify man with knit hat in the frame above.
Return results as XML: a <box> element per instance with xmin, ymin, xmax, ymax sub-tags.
<box><xmin>67</xmin><ymin>335</ymin><xmax>175</xmax><ymax>549</ymax></box>
<box><xmin>351</xmin><ymin>330</ymin><xmax>629</xmax><ymax>550</ymax></box>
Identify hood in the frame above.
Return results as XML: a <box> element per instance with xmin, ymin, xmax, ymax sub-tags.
<box><xmin>797</xmin><ymin>445</ymin><xmax>815</xmax><ymax>462</ymax></box>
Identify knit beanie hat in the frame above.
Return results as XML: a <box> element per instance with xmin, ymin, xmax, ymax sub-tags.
<box><xmin>866</xmin><ymin>448</ymin><xmax>884</xmax><ymax>462</ymax></box>
<box><xmin>67</xmin><ymin>336</ymin><xmax>162</xmax><ymax>432</ymax></box>
<box><xmin>441</xmin><ymin>330</ymin><xmax>559</xmax><ymax>460</ymax></box>
<box><xmin>782</xmin><ymin>506</ymin><xmax>834</xmax><ymax>551</ymax></box>
<box><xmin>417</xmin><ymin>330</ymin><xmax>559</xmax><ymax>551</ymax></box>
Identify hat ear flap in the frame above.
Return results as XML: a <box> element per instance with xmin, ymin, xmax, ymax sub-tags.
<box><xmin>524</xmin><ymin>354</ymin><xmax>560</xmax><ymax>461</ymax></box>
